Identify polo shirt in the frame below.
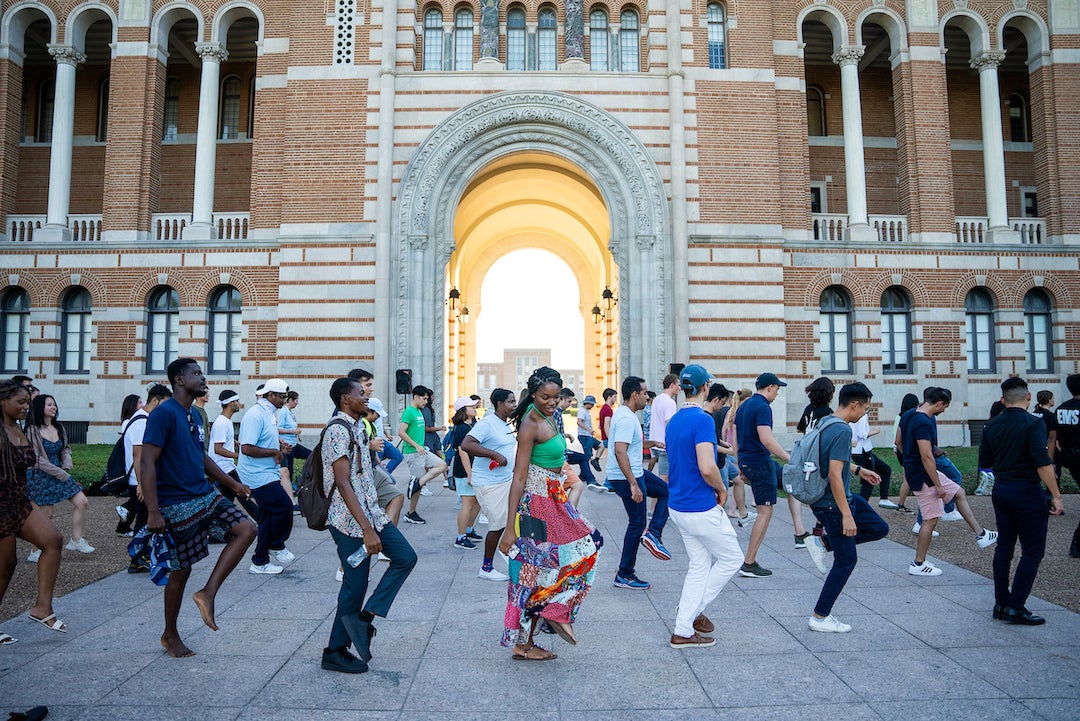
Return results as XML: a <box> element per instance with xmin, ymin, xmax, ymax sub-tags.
<box><xmin>237</xmin><ymin>399</ymin><xmax>282</xmax><ymax>489</ymax></box>
<box><xmin>141</xmin><ymin>398</ymin><xmax>213</xmax><ymax>506</ymax></box>
<box><xmin>666</xmin><ymin>406</ymin><xmax>718</xmax><ymax>513</ymax></box>
<box><xmin>735</xmin><ymin>393</ymin><xmax>773</xmax><ymax>466</ymax></box>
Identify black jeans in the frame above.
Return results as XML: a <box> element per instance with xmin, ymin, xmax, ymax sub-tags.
<box><xmin>853</xmin><ymin>451</ymin><xmax>892</xmax><ymax>500</ymax></box>
<box><xmin>250</xmin><ymin>482</ymin><xmax>294</xmax><ymax>565</ymax></box>
<box><xmin>991</xmin><ymin>481</ymin><xmax>1048</xmax><ymax>609</ymax></box>
<box><xmin>116</xmin><ymin>484</ymin><xmax>147</xmax><ymax>534</ymax></box>
<box><xmin>218</xmin><ymin>469</ymin><xmax>261</xmax><ymax>522</ymax></box>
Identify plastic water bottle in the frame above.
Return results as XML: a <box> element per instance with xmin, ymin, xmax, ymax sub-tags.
<box><xmin>346</xmin><ymin>546</ymin><xmax>369</xmax><ymax>568</ymax></box>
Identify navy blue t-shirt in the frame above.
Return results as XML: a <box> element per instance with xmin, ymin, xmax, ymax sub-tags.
<box><xmin>667</xmin><ymin>406</ymin><xmax>720</xmax><ymax>513</ymax></box>
<box><xmin>901</xmin><ymin>410</ymin><xmax>937</xmax><ymax>491</ymax></box>
<box><xmin>735</xmin><ymin>393</ymin><xmax>773</xmax><ymax>466</ymax></box>
<box><xmin>141</xmin><ymin>398</ymin><xmax>214</xmax><ymax>506</ymax></box>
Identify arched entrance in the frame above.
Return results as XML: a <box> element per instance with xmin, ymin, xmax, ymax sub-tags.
<box><xmin>392</xmin><ymin>91</ymin><xmax>670</xmax><ymax>415</ymax></box>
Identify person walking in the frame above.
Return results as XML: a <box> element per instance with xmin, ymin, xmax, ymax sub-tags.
<box><xmin>648</xmin><ymin>374</ymin><xmax>679</xmax><ymax>480</ymax></box>
<box><xmin>321</xmin><ymin>377</ymin><xmax>416</xmax><ymax>673</ymax></box>
<box><xmin>208</xmin><ymin>390</ymin><xmax>260</xmax><ymax>520</ymax></box>
<box><xmin>597</xmin><ymin>387</ymin><xmax>617</xmax><ymax>469</ymax></box>
<box><xmin>665</xmin><ymin>365</ymin><xmax>744</xmax><ymax>648</ymax></box>
<box><xmin>723</xmin><ymin>388</ymin><xmax>755</xmax><ymax>527</ymax></box>
<box><xmin>579</xmin><ymin>395</ymin><xmax>604</xmax><ymax>483</ymax></box>
<box><xmin>449</xmin><ymin>396</ymin><xmax>482</xmax><ymax>549</ymax></box>
<box><xmin>116</xmin><ymin>385</ymin><xmax>172</xmax><ymax>546</ymax></box>
<box><xmin>0</xmin><ymin>380</ymin><xmax>65</xmax><ymax>643</ymax></box>
<box><xmin>1055</xmin><ymin>374</ymin><xmax>1080</xmax><ymax>558</ymax></box>
<box><xmin>277</xmin><ymin>391</ymin><xmax>310</xmax><ymax>506</ymax></box>
<box><xmin>349</xmin><ymin>369</ymin><xmax>403</xmax><ymax>474</ymax></box>
<box><xmin>140</xmin><ymin>358</ymin><xmax>256</xmax><ymax>657</ymax></box>
<box><xmin>803</xmin><ymin>383</ymin><xmax>890</xmax><ymax>633</ymax></box>
<box><xmin>498</xmin><ymin>367</ymin><xmax>602</xmax><ymax>661</ymax></box>
<box><xmin>556</xmin><ymin>388</ymin><xmax>600</xmax><ymax>490</ymax></box>
<box><xmin>25</xmin><ymin>394</ymin><xmax>94</xmax><ymax>557</ymax></box>
<box><xmin>239</xmin><ymin>378</ymin><xmax>296</xmax><ymax>575</ymax></box>
<box><xmin>400</xmin><ymin>386</ymin><xmax>447</xmax><ymax>524</ymax></box>
<box><xmin>607</xmin><ymin>375</ymin><xmax>672</xmax><ymax>591</ymax></box>
<box><xmin>980</xmin><ymin>377</ymin><xmax>1064</xmax><ymax>625</ymax></box>
<box><xmin>850</xmin><ymin>409</ymin><xmax>896</xmax><ymax>508</ymax></box>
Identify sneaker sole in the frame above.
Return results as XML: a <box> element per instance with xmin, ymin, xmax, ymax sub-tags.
<box><xmin>737</xmin><ymin>570</ymin><xmax>771</xmax><ymax>578</ymax></box>
<box><xmin>405</xmin><ymin>517</ymin><xmax>425</xmax><ymax>524</ymax></box>
<box><xmin>640</xmin><ymin>537</ymin><xmax>672</xmax><ymax>561</ymax></box>
<box><xmin>613</xmin><ymin>581</ymin><xmax>651</xmax><ymax>590</ymax></box>
<box><xmin>670</xmin><ymin>638</ymin><xmax>716</xmax><ymax>648</ymax></box>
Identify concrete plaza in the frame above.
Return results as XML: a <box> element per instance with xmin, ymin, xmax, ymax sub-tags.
<box><xmin>1</xmin><ymin>484</ymin><xmax>1077</xmax><ymax>720</ymax></box>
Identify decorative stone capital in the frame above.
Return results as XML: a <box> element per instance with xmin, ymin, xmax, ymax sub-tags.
<box><xmin>831</xmin><ymin>45</ymin><xmax>865</xmax><ymax>67</ymax></box>
<box><xmin>405</xmin><ymin>234</ymin><xmax>427</xmax><ymax>251</ymax></box>
<box><xmin>47</xmin><ymin>45</ymin><xmax>86</xmax><ymax>67</ymax></box>
<box><xmin>635</xmin><ymin>234</ymin><xmax>657</xmax><ymax>250</ymax></box>
<box><xmin>195</xmin><ymin>42</ymin><xmax>229</xmax><ymax>63</ymax></box>
<box><xmin>970</xmin><ymin>51</ymin><xmax>1005</xmax><ymax>72</ymax></box>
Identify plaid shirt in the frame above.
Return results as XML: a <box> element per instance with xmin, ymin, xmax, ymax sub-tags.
<box><xmin>321</xmin><ymin>412</ymin><xmax>389</xmax><ymax>536</ymax></box>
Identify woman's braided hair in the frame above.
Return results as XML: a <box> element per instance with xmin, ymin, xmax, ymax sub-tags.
<box><xmin>511</xmin><ymin>366</ymin><xmax>563</xmax><ymax>429</ymax></box>
<box><xmin>0</xmin><ymin>379</ymin><xmax>30</xmax><ymax>484</ymax></box>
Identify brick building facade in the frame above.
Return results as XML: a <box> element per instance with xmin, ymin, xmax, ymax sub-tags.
<box><xmin>0</xmin><ymin>0</ymin><xmax>1077</xmax><ymax>444</ymax></box>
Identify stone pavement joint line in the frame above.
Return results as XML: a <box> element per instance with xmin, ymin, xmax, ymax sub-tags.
<box><xmin>2</xmin><ymin>485</ymin><xmax>1077</xmax><ymax>720</ymax></box>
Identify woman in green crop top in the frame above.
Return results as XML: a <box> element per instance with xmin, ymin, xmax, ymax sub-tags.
<box><xmin>497</xmin><ymin>367</ymin><xmax>602</xmax><ymax>662</ymax></box>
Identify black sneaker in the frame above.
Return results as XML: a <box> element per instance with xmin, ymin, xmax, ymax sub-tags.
<box><xmin>321</xmin><ymin>647</ymin><xmax>369</xmax><ymax>674</ymax></box>
<box><xmin>454</xmin><ymin>536</ymin><xmax>476</xmax><ymax>549</ymax></box>
<box><xmin>465</xmin><ymin>530</ymin><xmax>483</xmax><ymax>541</ymax></box>
<box><xmin>1070</xmin><ymin>543</ymin><xmax>1080</xmax><ymax>559</ymax></box>
<box><xmin>405</xmin><ymin>511</ymin><xmax>426</xmax><ymax>525</ymax></box>
<box><xmin>406</xmin><ymin>477</ymin><xmax>420</xmax><ymax>500</ymax></box>
<box><xmin>590</xmin><ymin>458</ymin><xmax>602</xmax><ymax>472</ymax></box>
<box><xmin>737</xmin><ymin>561</ymin><xmax>773</xmax><ymax>578</ymax></box>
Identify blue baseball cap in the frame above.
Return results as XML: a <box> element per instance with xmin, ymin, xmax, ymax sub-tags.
<box><xmin>679</xmin><ymin>364</ymin><xmax>717</xmax><ymax>392</ymax></box>
<box><xmin>755</xmin><ymin>372</ymin><xmax>787</xmax><ymax>389</ymax></box>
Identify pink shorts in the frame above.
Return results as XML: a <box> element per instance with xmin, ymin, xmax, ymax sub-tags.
<box><xmin>913</xmin><ymin>472</ymin><xmax>961</xmax><ymax>521</ymax></box>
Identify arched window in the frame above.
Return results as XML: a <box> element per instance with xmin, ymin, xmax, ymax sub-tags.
<box><xmin>1</xmin><ymin>288</ymin><xmax>30</xmax><ymax>373</ymax></box>
<box><xmin>36</xmin><ymin>78</ymin><xmax>55</xmax><ymax>143</ymax></box>
<box><xmin>423</xmin><ymin>8</ymin><xmax>444</xmax><ymax>70</ymax></box>
<box><xmin>806</xmin><ymin>86</ymin><xmax>826</xmax><ymax>137</ymax></box>
<box><xmin>620</xmin><ymin>9</ymin><xmax>640</xmax><ymax>72</ymax></box>
<box><xmin>97</xmin><ymin>79</ymin><xmax>109</xmax><ymax>143</ymax></box>
<box><xmin>147</xmin><ymin>287</ymin><xmax>180</xmax><ymax>374</ymax></box>
<box><xmin>1023</xmin><ymin>289</ymin><xmax>1052</xmax><ymax>372</ymax></box>
<box><xmin>590</xmin><ymin>9</ymin><xmax>609</xmax><ymax>71</ymax></box>
<box><xmin>1008</xmin><ymin>93</ymin><xmax>1030</xmax><ymax>143</ymax></box>
<box><xmin>507</xmin><ymin>7</ymin><xmax>526</xmax><ymax>71</ymax></box>
<box><xmin>880</xmin><ymin>287</ymin><xmax>912</xmax><ymax>373</ymax></box>
<box><xmin>219</xmin><ymin>75</ymin><xmax>241</xmax><ymax>139</ymax></box>
<box><xmin>538</xmin><ymin>7</ymin><xmax>558</xmax><ymax>71</ymax></box>
<box><xmin>819</xmin><ymin>286</ymin><xmax>852</xmax><ymax>373</ymax></box>
<box><xmin>61</xmin><ymin>287</ymin><xmax>92</xmax><ymax>374</ymax></box>
<box><xmin>208</xmin><ymin>286</ymin><xmax>242</xmax><ymax>374</ymax></box>
<box><xmin>455</xmin><ymin>8</ymin><xmax>474</xmax><ymax>70</ymax></box>
<box><xmin>163</xmin><ymin>77</ymin><xmax>180</xmax><ymax>142</ymax></box>
<box><xmin>964</xmin><ymin>288</ymin><xmax>995</xmax><ymax>373</ymax></box>
<box><xmin>707</xmin><ymin>3</ymin><xmax>726</xmax><ymax>69</ymax></box>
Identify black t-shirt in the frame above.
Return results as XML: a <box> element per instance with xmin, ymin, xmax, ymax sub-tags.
<box><xmin>797</xmin><ymin>404</ymin><xmax>832</xmax><ymax>434</ymax></box>
<box><xmin>1032</xmin><ymin>406</ymin><xmax>1058</xmax><ymax>437</ymax></box>
<box><xmin>1056</xmin><ymin>398</ymin><xmax>1080</xmax><ymax>456</ymax></box>
<box><xmin>902</xmin><ymin>410</ymin><xmax>937</xmax><ymax>491</ymax></box>
<box><xmin>979</xmin><ymin>408</ymin><xmax>1052</xmax><ymax>484</ymax></box>
<box><xmin>450</xmin><ymin>421</ymin><xmax>474</xmax><ymax>478</ymax></box>
<box><xmin>712</xmin><ymin>406</ymin><xmax>729</xmax><ymax>443</ymax></box>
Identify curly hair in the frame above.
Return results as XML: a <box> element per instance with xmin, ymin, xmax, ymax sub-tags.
<box><xmin>511</xmin><ymin>366</ymin><xmax>563</xmax><ymax>428</ymax></box>
<box><xmin>0</xmin><ymin>379</ymin><xmax>31</xmax><ymax>485</ymax></box>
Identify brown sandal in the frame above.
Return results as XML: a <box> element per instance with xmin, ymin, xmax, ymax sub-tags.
<box><xmin>512</xmin><ymin>642</ymin><xmax>557</xmax><ymax>661</ymax></box>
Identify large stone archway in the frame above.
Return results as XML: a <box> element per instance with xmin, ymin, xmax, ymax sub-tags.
<box><xmin>393</xmin><ymin>91</ymin><xmax>671</xmax><ymax>403</ymax></box>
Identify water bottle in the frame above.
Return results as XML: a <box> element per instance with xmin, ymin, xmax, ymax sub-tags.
<box><xmin>346</xmin><ymin>546</ymin><xmax>369</xmax><ymax>568</ymax></box>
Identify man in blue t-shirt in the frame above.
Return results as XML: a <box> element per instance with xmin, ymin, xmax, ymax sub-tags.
<box><xmin>665</xmin><ymin>365</ymin><xmax>744</xmax><ymax>649</ymax></box>
<box><xmin>141</xmin><ymin>357</ymin><xmax>256</xmax><ymax>658</ymax></box>
<box><xmin>734</xmin><ymin>372</ymin><xmax>797</xmax><ymax>578</ymax></box>
<box><xmin>802</xmin><ymin>383</ymin><xmax>889</xmax><ymax>634</ymax></box>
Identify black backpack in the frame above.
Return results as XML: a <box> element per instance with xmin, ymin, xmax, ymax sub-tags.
<box><xmin>297</xmin><ymin>418</ymin><xmax>357</xmax><ymax>530</ymax></box>
<box><xmin>92</xmin><ymin>416</ymin><xmax>143</xmax><ymax>496</ymax></box>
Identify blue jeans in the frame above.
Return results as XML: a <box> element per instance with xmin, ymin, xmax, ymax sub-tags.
<box><xmin>250</xmin><ymin>482</ymin><xmax>294</xmax><ymax>566</ymax></box>
<box><xmin>718</xmin><ymin>456</ymin><xmax>738</xmax><ymax>489</ymax></box>
<box><xmin>991</xmin><ymin>482</ymin><xmax>1047</xmax><ymax>609</ymax></box>
<box><xmin>810</xmin><ymin>494</ymin><xmax>889</xmax><ymax>617</ymax></box>
<box><xmin>566</xmin><ymin>450</ymin><xmax>596</xmax><ymax>485</ymax></box>
<box><xmin>916</xmin><ymin>456</ymin><xmax>959</xmax><ymax>523</ymax></box>
<box><xmin>609</xmin><ymin>470</ymin><xmax>669</xmax><ymax>578</ymax></box>
<box><xmin>328</xmin><ymin>524</ymin><xmax>417</xmax><ymax>651</ymax></box>
<box><xmin>380</xmin><ymin>442</ymin><xmax>403</xmax><ymax>474</ymax></box>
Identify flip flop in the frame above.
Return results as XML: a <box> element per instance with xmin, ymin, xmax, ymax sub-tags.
<box><xmin>28</xmin><ymin>613</ymin><xmax>67</xmax><ymax>633</ymax></box>
<box><xmin>0</xmin><ymin>632</ymin><xmax>17</xmax><ymax>645</ymax></box>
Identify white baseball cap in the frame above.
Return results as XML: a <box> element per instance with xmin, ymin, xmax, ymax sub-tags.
<box><xmin>255</xmin><ymin>378</ymin><xmax>289</xmax><ymax>396</ymax></box>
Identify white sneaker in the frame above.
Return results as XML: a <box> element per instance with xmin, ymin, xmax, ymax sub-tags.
<box><xmin>908</xmin><ymin>560</ymin><xmax>943</xmax><ymax>577</ymax></box>
<box><xmin>335</xmin><ymin>567</ymin><xmax>344</xmax><ymax>582</ymax></box>
<box><xmin>941</xmin><ymin>509</ymin><xmax>964</xmax><ymax>522</ymax></box>
<box><xmin>976</xmin><ymin>529</ymin><xmax>998</xmax><ymax>549</ymax></box>
<box><xmin>65</xmin><ymin>538</ymin><xmax>95</xmax><ymax>554</ymax></box>
<box><xmin>249</xmin><ymin>562</ymin><xmax>284</xmax><ymax>575</ymax></box>
<box><xmin>478</xmin><ymin>568</ymin><xmax>509</xmax><ymax>581</ymax></box>
<box><xmin>808</xmin><ymin>614</ymin><xmax>851</xmax><ymax>633</ymax></box>
<box><xmin>477</xmin><ymin>513</ymin><xmax>489</xmax><ymax>525</ymax></box>
<box><xmin>26</xmin><ymin>549</ymin><xmax>40</xmax><ymax>563</ymax></box>
<box><xmin>911</xmin><ymin>522</ymin><xmax>939</xmax><ymax>537</ymax></box>
<box><xmin>878</xmin><ymin>499</ymin><xmax>899</xmax><ymax>510</ymax></box>
<box><xmin>738</xmin><ymin>511</ymin><xmax>757</xmax><ymax>528</ymax></box>
<box><xmin>115</xmin><ymin>505</ymin><xmax>130</xmax><ymax>521</ymax></box>
<box><xmin>271</xmin><ymin>548</ymin><xmax>295</xmax><ymax>565</ymax></box>
<box><xmin>420</xmin><ymin>486</ymin><xmax>433</xmax><ymax>497</ymax></box>
<box><xmin>377</xmin><ymin>552</ymin><xmax>391</xmax><ymax>563</ymax></box>
<box><xmin>804</xmin><ymin>535</ymin><xmax>828</xmax><ymax>574</ymax></box>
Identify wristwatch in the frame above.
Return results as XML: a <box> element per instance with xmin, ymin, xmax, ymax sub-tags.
<box><xmin>853</xmin><ymin>465</ymin><xmax>862</xmax><ymax>476</ymax></box>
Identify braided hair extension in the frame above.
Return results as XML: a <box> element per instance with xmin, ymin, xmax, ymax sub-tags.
<box><xmin>0</xmin><ymin>379</ymin><xmax>30</xmax><ymax>485</ymax></box>
<box><xmin>28</xmin><ymin>393</ymin><xmax>67</xmax><ymax>447</ymax></box>
<box><xmin>510</xmin><ymin>366</ymin><xmax>563</xmax><ymax>429</ymax></box>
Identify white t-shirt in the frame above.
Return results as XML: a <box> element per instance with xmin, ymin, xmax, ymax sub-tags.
<box><xmin>649</xmin><ymin>392</ymin><xmax>677</xmax><ymax>444</ymax></box>
<box><xmin>607</xmin><ymin>404</ymin><xmax>644</xmax><ymax>480</ymax></box>
<box><xmin>123</xmin><ymin>409</ymin><xmax>149</xmax><ymax>486</ymax></box>
<box><xmin>209</xmin><ymin>414</ymin><xmax>237</xmax><ymax>474</ymax></box>
<box><xmin>850</xmin><ymin>416</ymin><xmax>873</xmax><ymax>454</ymax></box>
<box><xmin>466</xmin><ymin>413</ymin><xmax>517</xmax><ymax>486</ymax></box>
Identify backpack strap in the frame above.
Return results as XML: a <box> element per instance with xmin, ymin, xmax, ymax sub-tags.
<box><xmin>121</xmin><ymin>415</ymin><xmax>147</xmax><ymax>477</ymax></box>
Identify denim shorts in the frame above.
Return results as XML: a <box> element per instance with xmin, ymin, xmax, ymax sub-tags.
<box><xmin>739</xmin><ymin>460</ymin><xmax>781</xmax><ymax>506</ymax></box>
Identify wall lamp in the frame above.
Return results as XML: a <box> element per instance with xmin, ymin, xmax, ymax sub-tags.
<box><xmin>591</xmin><ymin>287</ymin><xmax>617</xmax><ymax>324</ymax></box>
<box><xmin>448</xmin><ymin>287</ymin><xmax>470</xmax><ymax>324</ymax></box>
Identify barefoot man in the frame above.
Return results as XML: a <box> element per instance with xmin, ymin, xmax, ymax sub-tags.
<box><xmin>141</xmin><ymin>358</ymin><xmax>257</xmax><ymax>657</ymax></box>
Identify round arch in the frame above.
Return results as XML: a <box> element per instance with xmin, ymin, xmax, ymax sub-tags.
<box><xmin>998</xmin><ymin>11</ymin><xmax>1051</xmax><ymax>67</ymax></box>
<box><xmin>796</xmin><ymin>5</ymin><xmax>848</xmax><ymax>51</ymax></box>
<box><xmin>393</xmin><ymin>90</ymin><xmax>671</xmax><ymax>405</ymax></box>
<box><xmin>856</xmin><ymin>7</ymin><xmax>908</xmax><ymax>55</ymax></box>
<box><xmin>149</xmin><ymin>1</ymin><xmax>205</xmax><ymax>51</ymax></box>
<box><xmin>211</xmin><ymin>1</ymin><xmax>265</xmax><ymax>46</ymax></box>
<box><xmin>0</xmin><ymin>1</ymin><xmax>58</xmax><ymax>55</ymax></box>
<box><xmin>64</xmin><ymin>2</ymin><xmax>118</xmax><ymax>52</ymax></box>
<box><xmin>941</xmin><ymin>10</ymin><xmax>992</xmax><ymax>58</ymax></box>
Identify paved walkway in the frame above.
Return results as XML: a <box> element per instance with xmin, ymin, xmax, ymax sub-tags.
<box><xmin>2</xmin><ymin>483</ymin><xmax>1077</xmax><ymax>720</ymax></box>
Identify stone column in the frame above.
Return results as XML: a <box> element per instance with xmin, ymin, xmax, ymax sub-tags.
<box><xmin>832</xmin><ymin>45</ymin><xmax>874</xmax><ymax>240</ymax></box>
<box><xmin>563</xmin><ymin>0</ymin><xmax>586</xmax><ymax>70</ymax></box>
<box><xmin>38</xmin><ymin>45</ymin><xmax>85</xmax><ymax>242</ymax></box>
<box><xmin>184</xmin><ymin>42</ymin><xmax>228</xmax><ymax>240</ymax></box>
<box><xmin>665</xmin><ymin>0</ymin><xmax>688</xmax><ymax>364</ymax></box>
<box><xmin>971</xmin><ymin>51</ymin><xmax>1018</xmax><ymax>242</ymax></box>
<box><xmin>376</xmin><ymin>0</ymin><xmax>402</xmax><ymax>412</ymax></box>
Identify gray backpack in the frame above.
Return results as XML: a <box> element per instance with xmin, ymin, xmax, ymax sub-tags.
<box><xmin>782</xmin><ymin>415</ymin><xmax>845</xmax><ymax>505</ymax></box>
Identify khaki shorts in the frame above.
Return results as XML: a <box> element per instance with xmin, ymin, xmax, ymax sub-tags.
<box><xmin>406</xmin><ymin>450</ymin><xmax>443</xmax><ymax>479</ymax></box>
<box><xmin>373</xmin><ymin>466</ymin><xmax>403</xmax><ymax>509</ymax></box>
<box><xmin>473</xmin><ymin>480</ymin><xmax>512</xmax><ymax>531</ymax></box>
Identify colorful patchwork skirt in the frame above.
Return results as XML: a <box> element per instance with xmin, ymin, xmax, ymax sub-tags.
<box><xmin>502</xmin><ymin>464</ymin><xmax>603</xmax><ymax>647</ymax></box>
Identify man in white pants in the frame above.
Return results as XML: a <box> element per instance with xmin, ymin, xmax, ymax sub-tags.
<box><xmin>664</xmin><ymin>364</ymin><xmax>745</xmax><ymax>648</ymax></box>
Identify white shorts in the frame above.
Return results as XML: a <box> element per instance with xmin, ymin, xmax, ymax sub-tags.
<box><xmin>473</xmin><ymin>480</ymin><xmax>512</xmax><ymax>531</ymax></box>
